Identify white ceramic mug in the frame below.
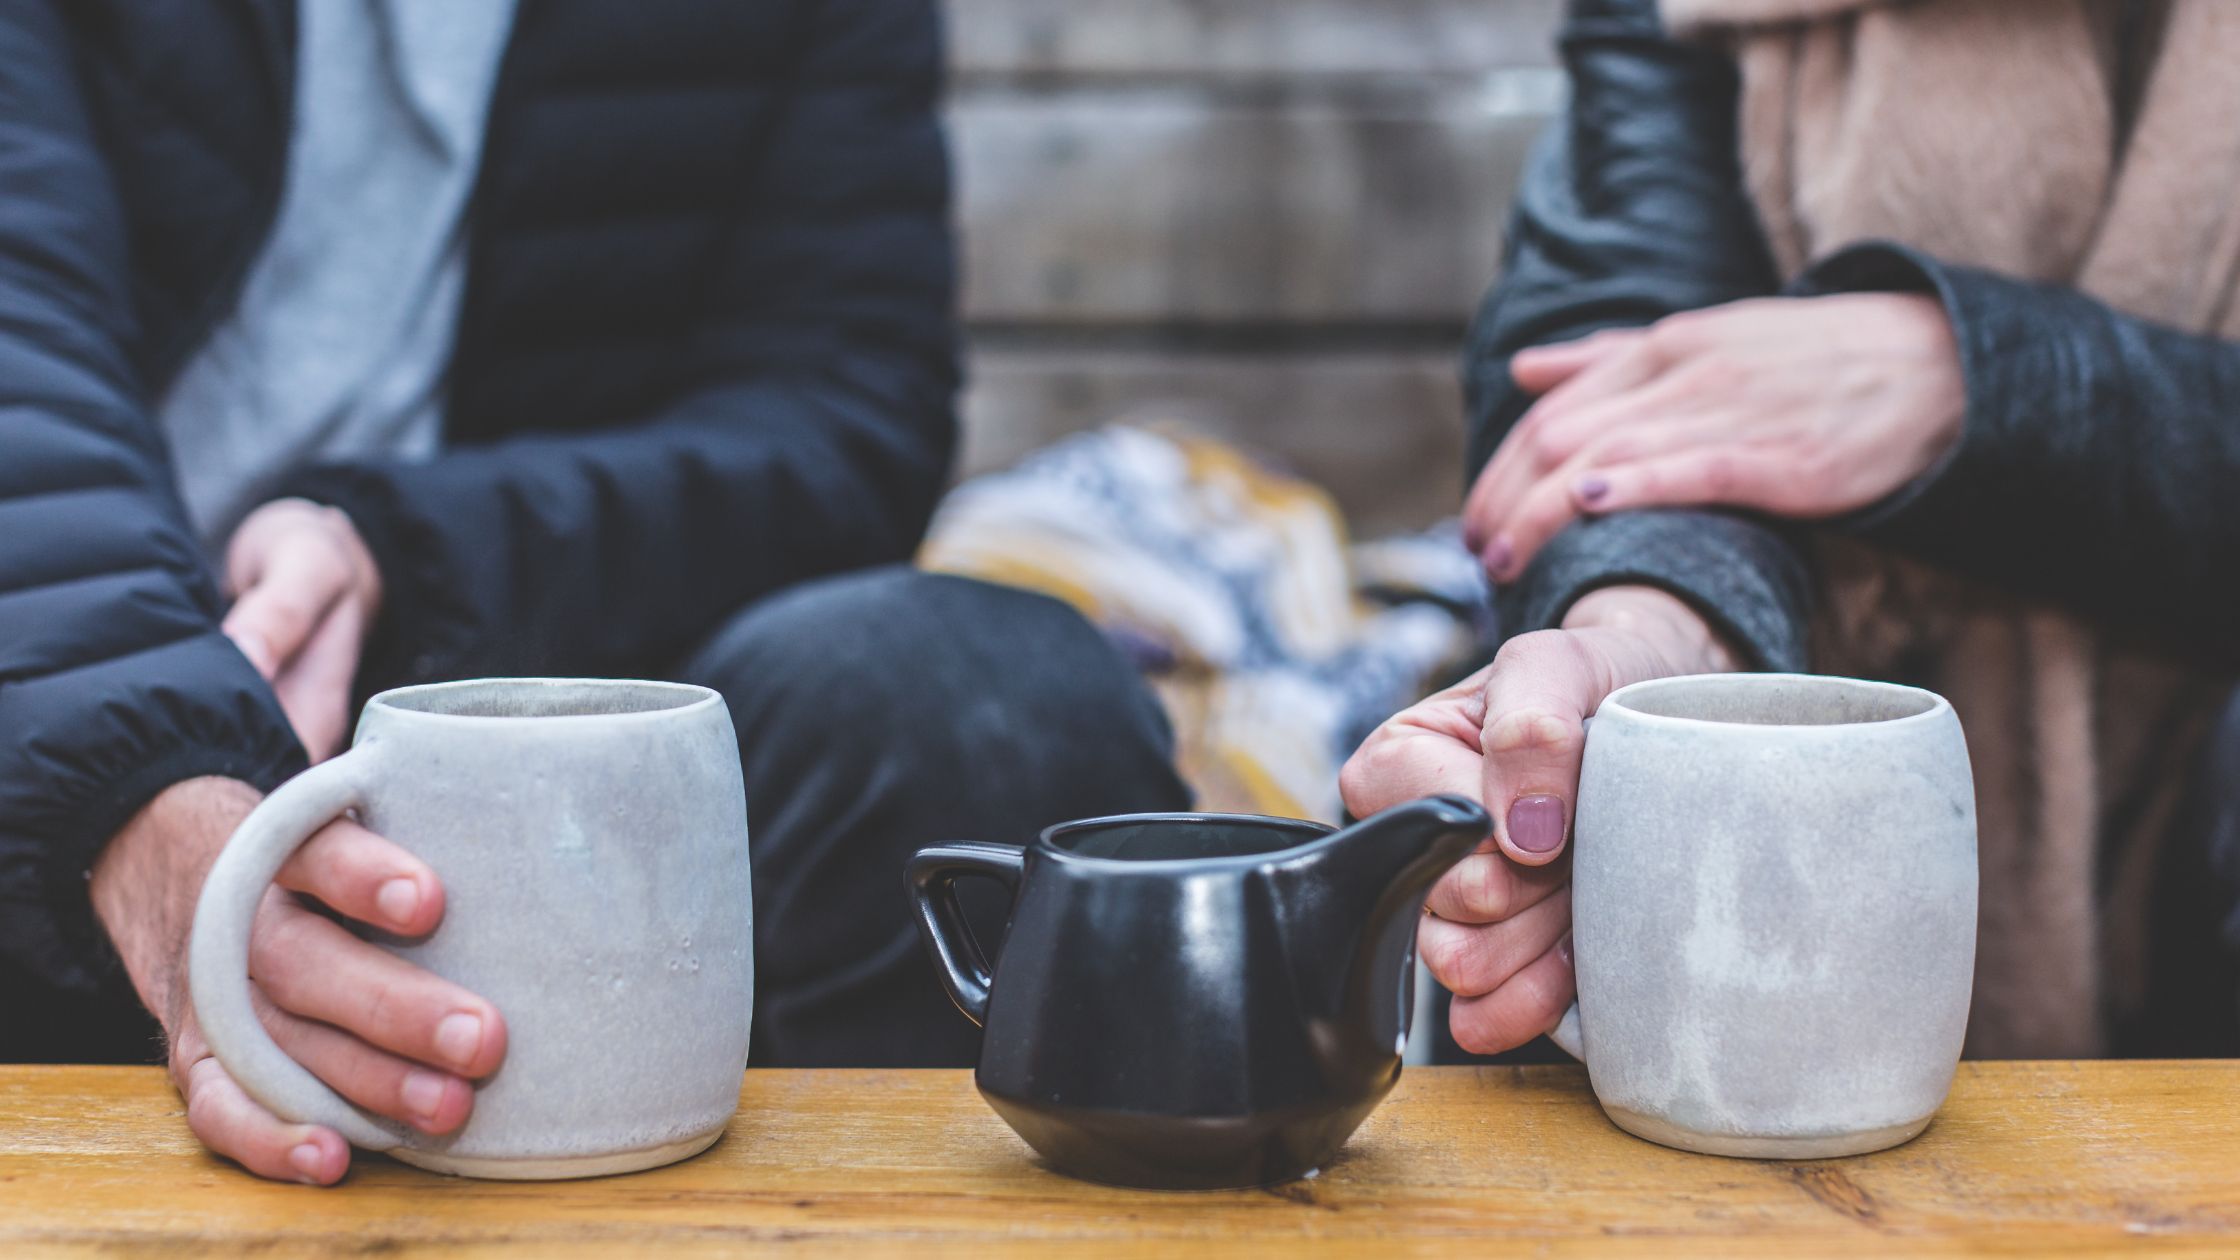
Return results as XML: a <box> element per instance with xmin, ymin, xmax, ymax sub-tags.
<box><xmin>188</xmin><ymin>678</ymin><xmax>753</xmax><ymax>1179</ymax></box>
<box><xmin>1550</xmin><ymin>673</ymin><xmax>1977</xmax><ymax>1158</ymax></box>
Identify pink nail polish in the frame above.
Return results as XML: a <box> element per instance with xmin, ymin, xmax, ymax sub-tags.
<box><xmin>1507</xmin><ymin>795</ymin><xmax>1567</xmax><ymax>854</ymax></box>
<box><xmin>1484</xmin><ymin>537</ymin><xmax>1515</xmax><ymax>576</ymax></box>
<box><xmin>1576</xmin><ymin>475</ymin><xmax>1610</xmax><ymax>505</ymax></box>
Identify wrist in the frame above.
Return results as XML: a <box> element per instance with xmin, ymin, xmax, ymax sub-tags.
<box><xmin>89</xmin><ymin>776</ymin><xmax>262</xmax><ymax>1027</ymax></box>
<box><xmin>1559</xmin><ymin>584</ymin><xmax>1742</xmax><ymax>676</ymax></box>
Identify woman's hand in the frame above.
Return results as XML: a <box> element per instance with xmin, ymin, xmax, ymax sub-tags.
<box><xmin>1464</xmin><ymin>294</ymin><xmax>1966</xmax><ymax>582</ymax></box>
<box><xmin>1340</xmin><ymin>585</ymin><xmax>1739</xmax><ymax>1054</ymax></box>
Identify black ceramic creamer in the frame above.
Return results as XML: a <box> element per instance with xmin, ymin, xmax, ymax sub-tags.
<box><xmin>905</xmin><ymin>796</ymin><xmax>1488</xmax><ymax>1189</ymax></box>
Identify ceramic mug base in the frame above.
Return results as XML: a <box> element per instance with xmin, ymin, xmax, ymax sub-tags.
<box><xmin>387</xmin><ymin>1127</ymin><xmax>725</xmax><ymax>1180</ymax></box>
<box><xmin>1602</xmin><ymin>1105</ymin><xmax>1932</xmax><ymax>1160</ymax></box>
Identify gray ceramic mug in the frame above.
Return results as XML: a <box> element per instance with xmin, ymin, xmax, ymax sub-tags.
<box><xmin>188</xmin><ymin>678</ymin><xmax>753</xmax><ymax>1179</ymax></box>
<box><xmin>1548</xmin><ymin>673</ymin><xmax>1977</xmax><ymax>1159</ymax></box>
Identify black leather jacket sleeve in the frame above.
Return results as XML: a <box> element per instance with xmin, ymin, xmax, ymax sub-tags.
<box><xmin>1802</xmin><ymin>243</ymin><xmax>2240</xmax><ymax>664</ymax></box>
<box><xmin>0</xmin><ymin>1</ymin><xmax>306</xmax><ymax>993</ymax></box>
<box><xmin>1468</xmin><ymin>0</ymin><xmax>1811</xmax><ymax>670</ymax></box>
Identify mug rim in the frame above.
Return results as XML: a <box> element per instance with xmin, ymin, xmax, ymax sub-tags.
<box><xmin>1598</xmin><ymin>672</ymin><xmax>1952</xmax><ymax>732</ymax></box>
<box><xmin>364</xmin><ymin>677</ymin><xmax>722</xmax><ymax>725</ymax></box>
<box><xmin>1037</xmin><ymin>811</ymin><xmax>1336</xmax><ymax>869</ymax></box>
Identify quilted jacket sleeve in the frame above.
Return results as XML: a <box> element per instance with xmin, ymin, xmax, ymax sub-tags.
<box><xmin>1468</xmin><ymin>0</ymin><xmax>1812</xmax><ymax>670</ymax></box>
<box><xmin>279</xmin><ymin>0</ymin><xmax>958</xmax><ymax>684</ymax></box>
<box><xmin>0</xmin><ymin>1</ymin><xmax>305</xmax><ymax>992</ymax></box>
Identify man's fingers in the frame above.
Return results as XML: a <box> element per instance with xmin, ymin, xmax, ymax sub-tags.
<box><xmin>1447</xmin><ymin>937</ymin><xmax>1577</xmax><ymax>1056</ymax></box>
<box><xmin>250</xmin><ymin>900</ymin><xmax>505</xmax><ymax>1077</ymax></box>
<box><xmin>276</xmin><ymin>817</ymin><xmax>444</xmax><ymax>937</ymax></box>
<box><xmin>1422</xmin><ymin>849</ymin><xmax>1568</xmax><ymax>925</ymax></box>
<box><xmin>270</xmin><ymin>600</ymin><xmax>370</xmax><ymax>762</ymax></box>
<box><xmin>1420</xmin><ymin>886</ymin><xmax>1571</xmax><ymax>998</ymax></box>
<box><xmin>221</xmin><ymin>546</ymin><xmax>349</xmax><ymax>680</ymax></box>
<box><xmin>1478</xmin><ymin>632</ymin><xmax>1606</xmax><ymax>866</ymax></box>
<box><xmin>179</xmin><ymin>1053</ymin><xmax>349</xmax><ymax>1185</ymax></box>
<box><xmin>262</xmin><ymin>1001</ymin><xmax>475</xmax><ymax>1135</ymax></box>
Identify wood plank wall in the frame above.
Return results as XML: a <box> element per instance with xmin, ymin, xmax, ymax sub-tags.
<box><xmin>946</xmin><ymin>0</ymin><xmax>1567</xmax><ymax>535</ymax></box>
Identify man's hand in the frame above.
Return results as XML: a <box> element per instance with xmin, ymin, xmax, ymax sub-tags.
<box><xmin>1464</xmin><ymin>294</ymin><xmax>1966</xmax><ymax>582</ymax></box>
<box><xmin>1340</xmin><ymin>586</ymin><xmax>1739</xmax><ymax>1054</ymax></box>
<box><xmin>223</xmin><ymin>499</ymin><xmax>383</xmax><ymax>762</ymax></box>
<box><xmin>91</xmin><ymin>777</ymin><xmax>506</xmax><ymax>1184</ymax></box>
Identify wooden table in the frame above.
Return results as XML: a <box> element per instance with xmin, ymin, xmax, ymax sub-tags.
<box><xmin>2</xmin><ymin>1063</ymin><xmax>2234</xmax><ymax>1257</ymax></box>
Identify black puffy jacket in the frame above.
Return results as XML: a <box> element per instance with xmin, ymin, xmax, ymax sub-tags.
<box><xmin>1482</xmin><ymin>0</ymin><xmax>2240</xmax><ymax>671</ymax></box>
<box><xmin>0</xmin><ymin>0</ymin><xmax>954</xmax><ymax>1054</ymax></box>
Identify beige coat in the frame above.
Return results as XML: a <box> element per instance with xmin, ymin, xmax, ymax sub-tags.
<box><xmin>1659</xmin><ymin>0</ymin><xmax>2240</xmax><ymax>1056</ymax></box>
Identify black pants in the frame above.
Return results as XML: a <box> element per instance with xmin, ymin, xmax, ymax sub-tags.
<box><xmin>5</xmin><ymin>567</ymin><xmax>1190</xmax><ymax>1066</ymax></box>
<box><xmin>679</xmin><ymin>568</ymin><xmax>1191</xmax><ymax>1065</ymax></box>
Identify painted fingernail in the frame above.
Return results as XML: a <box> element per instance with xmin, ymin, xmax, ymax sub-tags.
<box><xmin>1556</xmin><ymin>933</ymin><xmax>1575</xmax><ymax>968</ymax></box>
<box><xmin>401</xmin><ymin>1069</ymin><xmax>447</xmax><ymax>1125</ymax></box>
<box><xmin>435</xmin><ymin>1013</ymin><xmax>483</xmax><ymax>1071</ymax></box>
<box><xmin>1484</xmin><ymin>537</ymin><xmax>1515</xmax><ymax>576</ymax></box>
<box><xmin>376</xmin><ymin>877</ymin><xmax>419</xmax><ymax>928</ymax></box>
<box><xmin>1576</xmin><ymin>475</ymin><xmax>1610</xmax><ymax>505</ymax></box>
<box><xmin>289</xmin><ymin>1142</ymin><xmax>326</xmax><ymax>1183</ymax></box>
<box><xmin>1507</xmin><ymin>795</ymin><xmax>1567</xmax><ymax>854</ymax></box>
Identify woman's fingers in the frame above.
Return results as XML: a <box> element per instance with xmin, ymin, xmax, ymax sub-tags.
<box><xmin>1339</xmin><ymin>724</ymin><xmax>1486</xmax><ymax>822</ymax></box>
<box><xmin>1469</xmin><ymin>335</ymin><xmax>1643</xmax><ymax>553</ymax></box>
<box><xmin>1469</xmin><ymin>333</ymin><xmax>1665</xmax><ymax>565</ymax></box>
<box><xmin>1508</xmin><ymin>329</ymin><xmax>1636</xmax><ymax>394</ymax></box>
<box><xmin>1481</xmin><ymin>395</ymin><xmax>1716</xmax><ymax>584</ymax></box>
<box><xmin>1422</xmin><ymin>848</ymin><xmax>1568</xmax><ymax>924</ymax></box>
<box><xmin>1447</xmin><ymin>937</ymin><xmax>1576</xmax><ymax>1056</ymax></box>
<box><xmin>177</xmin><ymin>1049</ymin><xmax>349</xmax><ymax>1185</ymax></box>
<box><xmin>1339</xmin><ymin>662</ymin><xmax>1500</xmax><ymax>821</ymax></box>
<box><xmin>1478</xmin><ymin>467</ymin><xmax>1584</xmax><ymax>586</ymax></box>
<box><xmin>249</xmin><ymin>897</ymin><xmax>506</xmax><ymax>1078</ymax></box>
<box><xmin>1476</xmin><ymin>631</ymin><xmax>1606</xmax><ymax>866</ymax></box>
<box><xmin>1420</xmin><ymin>886</ymin><xmax>1571</xmax><ymax>998</ymax></box>
<box><xmin>1570</xmin><ymin>447</ymin><xmax>1796</xmax><ymax>518</ymax></box>
<box><xmin>276</xmin><ymin>817</ymin><xmax>445</xmax><ymax>938</ymax></box>
<box><xmin>260</xmin><ymin>997</ymin><xmax>475</xmax><ymax>1134</ymax></box>
<box><xmin>1513</xmin><ymin>329</ymin><xmax>1654</xmax><ymax>409</ymax></box>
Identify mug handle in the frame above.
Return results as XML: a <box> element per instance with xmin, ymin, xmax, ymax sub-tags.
<box><xmin>1549</xmin><ymin>1003</ymin><xmax>1583</xmax><ymax>1060</ymax></box>
<box><xmin>186</xmin><ymin>744</ymin><xmax>409</xmax><ymax>1151</ymax></box>
<box><xmin>904</xmin><ymin>843</ymin><xmax>1026</xmax><ymax>1027</ymax></box>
